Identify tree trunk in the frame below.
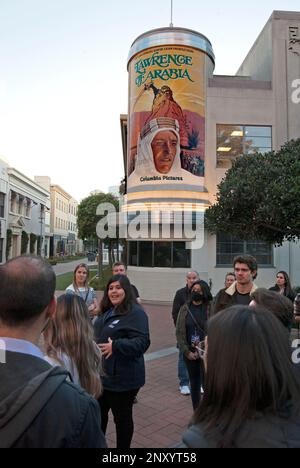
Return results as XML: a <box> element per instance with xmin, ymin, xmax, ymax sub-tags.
<box><xmin>111</xmin><ymin>241</ymin><xmax>116</xmax><ymax>264</ymax></box>
<box><xmin>98</xmin><ymin>239</ymin><xmax>103</xmax><ymax>278</ymax></box>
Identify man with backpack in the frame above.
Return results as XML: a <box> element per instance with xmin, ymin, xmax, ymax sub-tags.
<box><xmin>0</xmin><ymin>255</ymin><xmax>106</xmax><ymax>448</ymax></box>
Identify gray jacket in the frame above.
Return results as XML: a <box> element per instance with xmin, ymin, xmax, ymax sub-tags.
<box><xmin>180</xmin><ymin>411</ymin><xmax>300</xmax><ymax>448</ymax></box>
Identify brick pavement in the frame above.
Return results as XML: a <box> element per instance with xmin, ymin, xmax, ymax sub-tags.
<box><xmin>105</xmin><ymin>304</ymin><xmax>193</xmax><ymax>448</ymax></box>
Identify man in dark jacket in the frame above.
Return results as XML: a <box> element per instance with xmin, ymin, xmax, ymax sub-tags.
<box><xmin>0</xmin><ymin>255</ymin><xmax>106</xmax><ymax>448</ymax></box>
<box><xmin>112</xmin><ymin>262</ymin><xmax>141</xmax><ymax>304</ymax></box>
<box><xmin>172</xmin><ymin>271</ymin><xmax>199</xmax><ymax>395</ymax></box>
<box><xmin>212</xmin><ymin>255</ymin><xmax>258</xmax><ymax>315</ymax></box>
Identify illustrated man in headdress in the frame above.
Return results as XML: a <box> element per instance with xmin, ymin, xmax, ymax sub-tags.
<box><xmin>144</xmin><ymin>82</ymin><xmax>189</xmax><ymax>147</ymax></box>
<box><xmin>128</xmin><ymin>117</ymin><xmax>199</xmax><ymax>188</ymax></box>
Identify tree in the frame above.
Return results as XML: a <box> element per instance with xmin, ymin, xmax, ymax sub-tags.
<box><xmin>21</xmin><ymin>231</ymin><xmax>29</xmax><ymax>254</ymax></box>
<box><xmin>30</xmin><ymin>233</ymin><xmax>37</xmax><ymax>254</ymax></box>
<box><xmin>77</xmin><ymin>193</ymin><xmax>119</xmax><ymax>275</ymax></box>
<box><xmin>205</xmin><ymin>139</ymin><xmax>300</xmax><ymax>245</ymax></box>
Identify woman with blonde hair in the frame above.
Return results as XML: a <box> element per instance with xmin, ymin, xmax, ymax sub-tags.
<box><xmin>44</xmin><ymin>294</ymin><xmax>102</xmax><ymax>399</ymax></box>
<box><xmin>66</xmin><ymin>263</ymin><xmax>99</xmax><ymax>321</ymax></box>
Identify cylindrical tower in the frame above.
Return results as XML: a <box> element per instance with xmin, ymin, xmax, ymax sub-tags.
<box><xmin>126</xmin><ymin>27</ymin><xmax>215</xmax><ymax>213</ymax></box>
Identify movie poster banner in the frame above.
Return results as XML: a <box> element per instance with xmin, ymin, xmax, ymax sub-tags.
<box><xmin>127</xmin><ymin>45</ymin><xmax>206</xmax><ymax>190</ymax></box>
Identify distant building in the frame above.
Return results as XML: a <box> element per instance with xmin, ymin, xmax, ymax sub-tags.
<box><xmin>35</xmin><ymin>177</ymin><xmax>82</xmax><ymax>256</ymax></box>
<box><xmin>4</xmin><ymin>168</ymin><xmax>50</xmax><ymax>260</ymax></box>
<box><xmin>0</xmin><ymin>158</ymin><xmax>9</xmax><ymax>263</ymax></box>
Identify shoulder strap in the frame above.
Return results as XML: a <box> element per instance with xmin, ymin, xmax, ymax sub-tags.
<box><xmin>186</xmin><ymin>306</ymin><xmax>206</xmax><ymax>336</ymax></box>
<box><xmin>0</xmin><ymin>367</ymin><xmax>68</xmax><ymax>448</ymax></box>
<box><xmin>84</xmin><ymin>288</ymin><xmax>90</xmax><ymax>303</ymax></box>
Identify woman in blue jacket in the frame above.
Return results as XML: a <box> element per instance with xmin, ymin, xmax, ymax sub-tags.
<box><xmin>94</xmin><ymin>275</ymin><xmax>150</xmax><ymax>449</ymax></box>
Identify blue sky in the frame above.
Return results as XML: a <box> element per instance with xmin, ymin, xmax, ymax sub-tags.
<box><xmin>0</xmin><ymin>0</ymin><xmax>299</xmax><ymax>200</ymax></box>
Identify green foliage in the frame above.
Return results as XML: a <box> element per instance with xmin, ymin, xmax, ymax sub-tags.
<box><xmin>205</xmin><ymin>139</ymin><xmax>300</xmax><ymax>245</ymax></box>
<box><xmin>89</xmin><ymin>266</ymin><xmax>112</xmax><ymax>291</ymax></box>
<box><xmin>6</xmin><ymin>229</ymin><xmax>12</xmax><ymax>260</ymax></box>
<box><xmin>30</xmin><ymin>233</ymin><xmax>37</xmax><ymax>253</ymax></box>
<box><xmin>77</xmin><ymin>193</ymin><xmax>119</xmax><ymax>241</ymax></box>
<box><xmin>37</xmin><ymin>236</ymin><xmax>42</xmax><ymax>256</ymax></box>
<box><xmin>21</xmin><ymin>231</ymin><xmax>29</xmax><ymax>254</ymax></box>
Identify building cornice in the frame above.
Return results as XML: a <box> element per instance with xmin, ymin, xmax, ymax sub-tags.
<box><xmin>8</xmin><ymin>168</ymin><xmax>50</xmax><ymax>198</ymax></box>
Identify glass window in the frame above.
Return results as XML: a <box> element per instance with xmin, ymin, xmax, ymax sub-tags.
<box><xmin>217</xmin><ymin>233</ymin><xmax>272</xmax><ymax>266</ymax></box>
<box><xmin>173</xmin><ymin>242</ymin><xmax>191</xmax><ymax>268</ymax></box>
<box><xmin>0</xmin><ymin>193</ymin><xmax>5</xmax><ymax>218</ymax></box>
<box><xmin>244</xmin><ymin>126</ymin><xmax>272</xmax><ymax>138</ymax></box>
<box><xmin>217</xmin><ymin>125</ymin><xmax>272</xmax><ymax>164</ymax></box>
<box><xmin>154</xmin><ymin>242</ymin><xmax>172</xmax><ymax>267</ymax></box>
<box><xmin>10</xmin><ymin>192</ymin><xmax>17</xmax><ymax>213</ymax></box>
<box><xmin>128</xmin><ymin>241</ymin><xmax>191</xmax><ymax>268</ymax></box>
<box><xmin>128</xmin><ymin>241</ymin><xmax>138</xmax><ymax>266</ymax></box>
<box><xmin>139</xmin><ymin>241</ymin><xmax>153</xmax><ymax>267</ymax></box>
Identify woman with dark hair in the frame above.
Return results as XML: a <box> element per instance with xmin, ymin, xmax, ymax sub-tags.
<box><xmin>269</xmin><ymin>271</ymin><xmax>295</xmax><ymax>302</ymax></box>
<box><xmin>180</xmin><ymin>305</ymin><xmax>300</xmax><ymax>448</ymax></box>
<box><xmin>250</xmin><ymin>288</ymin><xmax>294</xmax><ymax>330</ymax></box>
<box><xmin>94</xmin><ymin>275</ymin><xmax>150</xmax><ymax>449</ymax></box>
<box><xmin>176</xmin><ymin>280</ymin><xmax>212</xmax><ymax>410</ymax></box>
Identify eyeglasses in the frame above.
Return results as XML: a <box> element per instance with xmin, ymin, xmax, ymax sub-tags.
<box><xmin>195</xmin><ymin>340</ymin><xmax>206</xmax><ymax>360</ymax></box>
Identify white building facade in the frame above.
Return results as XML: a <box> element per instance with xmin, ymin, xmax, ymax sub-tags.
<box><xmin>35</xmin><ymin>177</ymin><xmax>82</xmax><ymax>257</ymax></box>
<box><xmin>6</xmin><ymin>168</ymin><xmax>50</xmax><ymax>260</ymax></box>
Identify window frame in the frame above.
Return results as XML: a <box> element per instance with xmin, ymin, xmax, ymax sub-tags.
<box><xmin>128</xmin><ymin>241</ymin><xmax>191</xmax><ymax>269</ymax></box>
<box><xmin>216</xmin><ymin>232</ymin><xmax>273</xmax><ymax>267</ymax></box>
<box><xmin>0</xmin><ymin>193</ymin><xmax>5</xmax><ymax>218</ymax></box>
<box><xmin>216</xmin><ymin>124</ymin><xmax>272</xmax><ymax>164</ymax></box>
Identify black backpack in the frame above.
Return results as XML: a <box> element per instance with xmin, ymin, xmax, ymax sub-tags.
<box><xmin>0</xmin><ymin>367</ymin><xmax>69</xmax><ymax>448</ymax></box>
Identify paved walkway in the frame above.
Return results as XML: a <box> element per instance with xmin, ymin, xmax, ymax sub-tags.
<box><xmin>105</xmin><ymin>304</ymin><xmax>192</xmax><ymax>448</ymax></box>
<box><xmin>53</xmin><ymin>257</ymin><xmax>97</xmax><ymax>275</ymax></box>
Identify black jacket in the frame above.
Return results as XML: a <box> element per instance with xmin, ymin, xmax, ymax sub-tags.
<box><xmin>94</xmin><ymin>304</ymin><xmax>150</xmax><ymax>392</ymax></box>
<box><xmin>0</xmin><ymin>351</ymin><xmax>106</xmax><ymax>448</ymax></box>
<box><xmin>172</xmin><ymin>286</ymin><xmax>190</xmax><ymax>326</ymax></box>
<box><xmin>269</xmin><ymin>285</ymin><xmax>296</xmax><ymax>303</ymax></box>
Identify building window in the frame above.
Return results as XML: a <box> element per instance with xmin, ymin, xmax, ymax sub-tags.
<box><xmin>18</xmin><ymin>195</ymin><xmax>25</xmax><ymax>215</ymax></box>
<box><xmin>139</xmin><ymin>241</ymin><xmax>153</xmax><ymax>267</ymax></box>
<box><xmin>10</xmin><ymin>191</ymin><xmax>17</xmax><ymax>213</ymax></box>
<box><xmin>128</xmin><ymin>241</ymin><xmax>138</xmax><ymax>266</ymax></box>
<box><xmin>0</xmin><ymin>193</ymin><xmax>5</xmax><ymax>218</ymax></box>
<box><xmin>128</xmin><ymin>241</ymin><xmax>191</xmax><ymax>268</ymax></box>
<box><xmin>25</xmin><ymin>198</ymin><xmax>31</xmax><ymax>217</ymax></box>
<box><xmin>216</xmin><ymin>232</ymin><xmax>273</xmax><ymax>266</ymax></box>
<box><xmin>0</xmin><ymin>238</ymin><xmax>3</xmax><ymax>263</ymax></box>
<box><xmin>217</xmin><ymin>125</ymin><xmax>272</xmax><ymax>166</ymax></box>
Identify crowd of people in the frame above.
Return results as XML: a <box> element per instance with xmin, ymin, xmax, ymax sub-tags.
<box><xmin>1</xmin><ymin>254</ymin><xmax>300</xmax><ymax>448</ymax></box>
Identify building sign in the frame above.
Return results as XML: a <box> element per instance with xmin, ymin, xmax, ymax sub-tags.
<box><xmin>127</xmin><ymin>45</ymin><xmax>206</xmax><ymax>190</ymax></box>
